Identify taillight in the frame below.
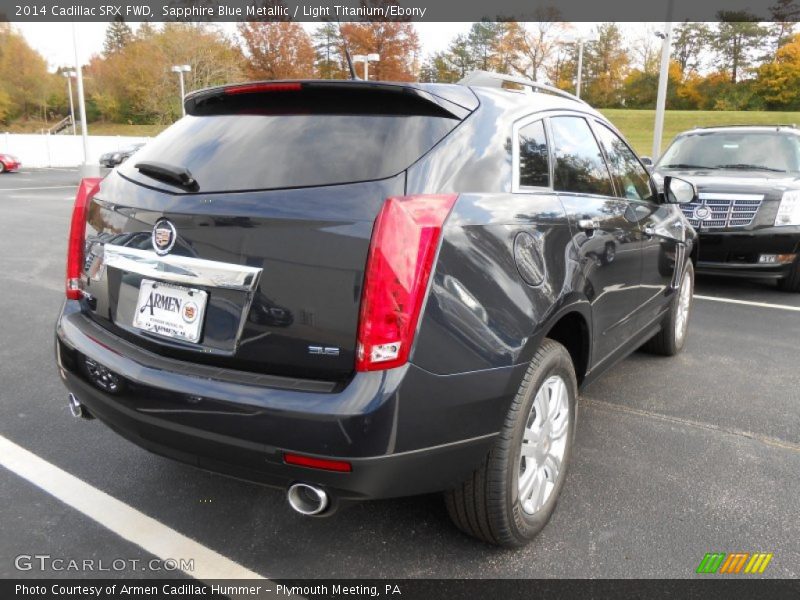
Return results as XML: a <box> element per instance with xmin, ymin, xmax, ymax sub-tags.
<box><xmin>356</xmin><ymin>194</ymin><xmax>457</xmax><ymax>372</ymax></box>
<box><xmin>66</xmin><ymin>178</ymin><xmax>102</xmax><ymax>300</ymax></box>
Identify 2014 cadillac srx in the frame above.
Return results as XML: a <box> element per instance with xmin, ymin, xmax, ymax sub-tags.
<box><xmin>55</xmin><ymin>71</ymin><xmax>698</xmax><ymax>546</ymax></box>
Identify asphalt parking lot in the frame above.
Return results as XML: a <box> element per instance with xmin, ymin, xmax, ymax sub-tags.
<box><xmin>1</xmin><ymin>168</ymin><xmax>798</xmax><ymax>580</ymax></box>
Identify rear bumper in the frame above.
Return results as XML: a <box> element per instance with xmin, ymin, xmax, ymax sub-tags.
<box><xmin>56</xmin><ymin>302</ymin><xmax>520</xmax><ymax>501</ymax></box>
<box><xmin>696</xmin><ymin>227</ymin><xmax>799</xmax><ymax>279</ymax></box>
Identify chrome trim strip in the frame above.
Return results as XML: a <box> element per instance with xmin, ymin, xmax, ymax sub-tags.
<box><xmin>104</xmin><ymin>244</ymin><xmax>262</xmax><ymax>292</ymax></box>
<box><xmin>698</xmin><ymin>192</ymin><xmax>764</xmax><ymax>201</ymax></box>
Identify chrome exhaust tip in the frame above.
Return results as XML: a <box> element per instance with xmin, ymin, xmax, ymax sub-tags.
<box><xmin>287</xmin><ymin>483</ymin><xmax>329</xmax><ymax>516</ymax></box>
<box><xmin>68</xmin><ymin>393</ymin><xmax>93</xmax><ymax>420</ymax></box>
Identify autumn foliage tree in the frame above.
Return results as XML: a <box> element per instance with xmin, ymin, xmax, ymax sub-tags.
<box><xmin>238</xmin><ymin>22</ymin><xmax>316</xmax><ymax>80</ymax></box>
<box><xmin>88</xmin><ymin>23</ymin><xmax>244</xmax><ymax>123</ymax></box>
<box><xmin>0</xmin><ymin>24</ymin><xmax>56</xmax><ymax>122</ymax></box>
<box><xmin>756</xmin><ymin>33</ymin><xmax>800</xmax><ymax>109</ymax></box>
<box><xmin>340</xmin><ymin>21</ymin><xmax>420</xmax><ymax>81</ymax></box>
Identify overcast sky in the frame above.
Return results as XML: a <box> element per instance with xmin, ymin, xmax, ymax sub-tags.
<box><xmin>14</xmin><ymin>21</ymin><xmax>618</xmax><ymax>71</ymax></box>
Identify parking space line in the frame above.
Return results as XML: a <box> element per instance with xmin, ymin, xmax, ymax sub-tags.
<box><xmin>0</xmin><ymin>185</ymin><xmax>75</xmax><ymax>192</ymax></box>
<box><xmin>584</xmin><ymin>399</ymin><xmax>800</xmax><ymax>453</ymax></box>
<box><xmin>695</xmin><ymin>294</ymin><xmax>800</xmax><ymax>312</ymax></box>
<box><xmin>0</xmin><ymin>434</ymin><xmax>265</xmax><ymax>581</ymax></box>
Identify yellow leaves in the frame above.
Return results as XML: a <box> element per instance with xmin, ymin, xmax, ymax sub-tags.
<box><xmin>755</xmin><ymin>33</ymin><xmax>800</xmax><ymax>108</ymax></box>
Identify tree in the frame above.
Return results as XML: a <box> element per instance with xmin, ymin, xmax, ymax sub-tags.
<box><xmin>755</xmin><ymin>33</ymin><xmax>800</xmax><ymax>109</ymax></box>
<box><xmin>418</xmin><ymin>51</ymin><xmax>461</xmax><ymax>83</ymax></box>
<box><xmin>671</xmin><ymin>22</ymin><xmax>710</xmax><ymax>74</ymax></box>
<box><xmin>712</xmin><ymin>13</ymin><xmax>768</xmax><ymax>83</ymax></box>
<box><xmin>768</xmin><ymin>0</ymin><xmax>799</xmax><ymax>60</ymax></box>
<box><xmin>88</xmin><ymin>23</ymin><xmax>245</xmax><ymax>123</ymax></box>
<box><xmin>313</xmin><ymin>22</ymin><xmax>346</xmax><ymax>79</ymax></box>
<box><xmin>103</xmin><ymin>17</ymin><xmax>133</xmax><ymax>55</ymax></box>
<box><xmin>630</xmin><ymin>25</ymin><xmax>661</xmax><ymax>75</ymax></box>
<box><xmin>516</xmin><ymin>12</ymin><xmax>568</xmax><ymax>81</ymax></box>
<box><xmin>492</xmin><ymin>21</ymin><xmax>526</xmax><ymax>75</ymax></box>
<box><xmin>582</xmin><ymin>23</ymin><xmax>631</xmax><ymax>107</ymax></box>
<box><xmin>238</xmin><ymin>22</ymin><xmax>316</xmax><ymax>80</ymax></box>
<box><xmin>467</xmin><ymin>22</ymin><xmax>502</xmax><ymax>71</ymax></box>
<box><xmin>339</xmin><ymin>21</ymin><xmax>420</xmax><ymax>81</ymax></box>
<box><xmin>0</xmin><ymin>25</ymin><xmax>52</xmax><ymax>120</ymax></box>
<box><xmin>545</xmin><ymin>40</ymin><xmax>578</xmax><ymax>91</ymax></box>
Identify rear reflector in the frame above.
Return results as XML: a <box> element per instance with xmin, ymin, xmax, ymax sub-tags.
<box><xmin>284</xmin><ymin>453</ymin><xmax>352</xmax><ymax>473</ymax></box>
<box><xmin>224</xmin><ymin>82</ymin><xmax>302</xmax><ymax>95</ymax></box>
<box><xmin>66</xmin><ymin>178</ymin><xmax>102</xmax><ymax>300</ymax></box>
<box><xmin>356</xmin><ymin>194</ymin><xmax>457</xmax><ymax>372</ymax></box>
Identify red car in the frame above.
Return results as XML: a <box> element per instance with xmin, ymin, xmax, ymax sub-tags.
<box><xmin>0</xmin><ymin>153</ymin><xmax>21</xmax><ymax>172</ymax></box>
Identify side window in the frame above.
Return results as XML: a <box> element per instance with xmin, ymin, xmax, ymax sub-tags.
<box><xmin>594</xmin><ymin>122</ymin><xmax>654</xmax><ymax>202</ymax></box>
<box><xmin>549</xmin><ymin>116</ymin><xmax>614</xmax><ymax>196</ymax></box>
<box><xmin>518</xmin><ymin>120</ymin><xmax>549</xmax><ymax>188</ymax></box>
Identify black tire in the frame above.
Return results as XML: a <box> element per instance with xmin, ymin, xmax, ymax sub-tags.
<box><xmin>777</xmin><ymin>258</ymin><xmax>800</xmax><ymax>293</ymax></box>
<box><xmin>642</xmin><ymin>260</ymin><xmax>694</xmax><ymax>356</ymax></box>
<box><xmin>445</xmin><ymin>338</ymin><xmax>577</xmax><ymax>547</ymax></box>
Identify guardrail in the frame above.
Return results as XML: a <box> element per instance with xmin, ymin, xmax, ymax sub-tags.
<box><xmin>0</xmin><ymin>132</ymin><xmax>151</xmax><ymax>168</ymax></box>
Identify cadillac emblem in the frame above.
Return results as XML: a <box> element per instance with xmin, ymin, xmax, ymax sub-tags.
<box><xmin>693</xmin><ymin>205</ymin><xmax>712</xmax><ymax>221</ymax></box>
<box><xmin>152</xmin><ymin>219</ymin><xmax>177</xmax><ymax>256</ymax></box>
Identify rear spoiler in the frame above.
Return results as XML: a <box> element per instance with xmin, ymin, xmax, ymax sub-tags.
<box><xmin>184</xmin><ymin>80</ymin><xmax>475</xmax><ymax>120</ymax></box>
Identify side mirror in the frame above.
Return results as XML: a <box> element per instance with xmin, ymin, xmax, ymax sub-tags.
<box><xmin>640</xmin><ymin>156</ymin><xmax>654</xmax><ymax>167</ymax></box>
<box><xmin>663</xmin><ymin>175</ymin><xmax>697</xmax><ymax>204</ymax></box>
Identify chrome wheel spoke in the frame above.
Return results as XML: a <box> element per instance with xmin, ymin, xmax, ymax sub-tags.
<box><xmin>517</xmin><ymin>374</ymin><xmax>571</xmax><ymax>515</ymax></box>
<box><xmin>543</xmin><ymin>452</ymin><xmax>561</xmax><ymax>481</ymax></box>
<box><xmin>519</xmin><ymin>464</ymin><xmax>539</xmax><ymax>501</ymax></box>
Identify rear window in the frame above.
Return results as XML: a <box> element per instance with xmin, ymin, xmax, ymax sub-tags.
<box><xmin>118</xmin><ymin>113</ymin><xmax>459</xmax><ymax>193</ymax></box>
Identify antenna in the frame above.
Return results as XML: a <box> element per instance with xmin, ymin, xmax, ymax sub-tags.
<box><xmin>336</xmin><ymin>20</ymin><xmax>359</xmax><ymax>80</ymax></box>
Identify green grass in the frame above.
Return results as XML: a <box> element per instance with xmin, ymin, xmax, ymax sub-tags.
<box><xmin>8</xmin><ymin>109</ymin><xmax>800</xmax><ymax>157</ymax></box>
<box><xmin>4</xmin><ymin>119</ymin><xmax>167</xmax><ymax>137</ymax></box>
<box><xmin>601</xmin><ymin>109</ymin><xmax>800</xmax><ymax>157</ymax></box>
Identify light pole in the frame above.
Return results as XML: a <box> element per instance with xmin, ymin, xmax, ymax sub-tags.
<box><xmin>352</xmin><ymin>53</ymin><xmax>380</xmax><ymax>80</ymax></box>
<box><xmin>652</xmin><ymin>25</ymin><xmax>673</xmax><ymax>160</ymax></box>
<box><xmin>575</xmin><ymin>39</ymin><xmax>585</xmax><ymax>98</ymax></box>
<box><xmin>71</xmin><ymin>23</ymin><xmax>93</xmax><ymax>176</ymax></box>
<box><xmin>171</xmin><ymin>65</ymin><xmax>191</xmax><ymax>116</ymax></box>
<box><xmin>62</xmin><ymin>70</ymin><xmax>77</xmax><ymax>135</ymax></box>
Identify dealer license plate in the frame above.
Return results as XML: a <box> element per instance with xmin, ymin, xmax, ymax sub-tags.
<box><xmin>132</xmin><ymin>279</ymin><xmax>207</xmax><ymax>343</ymax></box>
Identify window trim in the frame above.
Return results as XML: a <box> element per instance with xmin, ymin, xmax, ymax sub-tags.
<box><xmin>511</xmin><ymin>115</ymin><xmax>554</xmax><ymax>193</ymax></box>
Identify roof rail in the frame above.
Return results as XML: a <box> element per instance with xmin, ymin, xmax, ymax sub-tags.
<box><xmin>458</xmin><ymin>70</ymin><xmax>589</xmax><ymax>106</ymax></box>
<box><xmin>691</xmin><ymin>124</ymin><xmax>798</xmax><ymax>130</ymax></box>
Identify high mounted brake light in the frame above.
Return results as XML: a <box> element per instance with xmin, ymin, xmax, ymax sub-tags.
<box><xmin>66</xmin><ymin>178</ymin><xmax>102</xmax><ymax>300</ymax></box>
<box><xmin>356</xmin><ymin>194</ymin><xmax>457</xmax><ymax>372</ymax></box>
<box><xmin>224</xmin><ymin>82</ymin><xmax>302</xmax><ymax>95</ymax></box>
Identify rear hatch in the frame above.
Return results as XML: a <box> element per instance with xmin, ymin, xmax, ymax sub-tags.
<box><xmin>80</xmin><ymin>81</ymin><xmax>474</xmax><ymax>381</ymax></box>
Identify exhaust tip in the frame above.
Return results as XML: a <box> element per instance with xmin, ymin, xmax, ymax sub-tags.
<box><xmin>68</xmin><ymin>393</ymin><xmax>93</xmax><ymax>420</ymax></box>
<box><xmin>287</xmin><ymin>483</ymin><xmax>329</xmax><ymax>516</ymax></box>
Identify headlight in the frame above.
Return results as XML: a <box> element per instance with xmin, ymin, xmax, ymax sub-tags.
<box><xmin>112</xmin><ymin>153</ymin><xmax>121</xmax><ymax>160</ymax></box>
<box><xmin>775</xmin><ymin>190</ymin><xmax>800</xmax><ymax>226</ymax></box>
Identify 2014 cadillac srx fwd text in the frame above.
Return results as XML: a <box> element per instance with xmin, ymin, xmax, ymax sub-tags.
<box><xmin>55</xmin><ymin>71</ymin><xmax>698</xmax><ymax>547</ymax></box>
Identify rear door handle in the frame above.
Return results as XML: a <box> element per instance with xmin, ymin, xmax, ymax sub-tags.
<box><xmin>578</xmin><ymin>218</ymin><xmax>599</xmax><ymax>232</ymax></box>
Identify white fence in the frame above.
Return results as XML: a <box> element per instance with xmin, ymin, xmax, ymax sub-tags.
<box><xmin>0</xmin><ymin>133</ymin><xmax>152</xmax><ymax>168</ymax></box>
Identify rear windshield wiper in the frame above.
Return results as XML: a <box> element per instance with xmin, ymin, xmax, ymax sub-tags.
<box><xmin>134</xmin><ymin>161</ymin><xmax>199</xmax><ymax>190</ymax></box>
<box><xmin>716</xmin><ymin>163</ymin><xmax>787</xmax><ymax>173</ymax></box>
<box><xmin>661</xmin><ymin>163</ymin><xmax>716</xmax><ymax>169</ymax></box>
